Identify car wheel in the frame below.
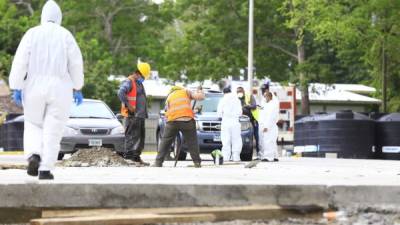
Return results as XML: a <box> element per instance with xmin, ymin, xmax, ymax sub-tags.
<box><xmin>57</xmin><ymin>153</ymin><xmax>65</xmax><ymax>161</ymax></box>
<box><xmin>171</xmin><ymin>135</ymin><xmax>187</xmax><ymax>161</ymax></box>
<box><xmin>240</xmin><ymin>152</ymin><xmax>252</xmax><ymax>161</ymax></box>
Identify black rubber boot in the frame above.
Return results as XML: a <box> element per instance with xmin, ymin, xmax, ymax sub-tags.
<box><xmin>137</xmin><ymin>159</ymin><xmax>150</xmax><ymax>166</ymax></box>
<box><xmin>39</xmin><ymin>171</ymin><xmax>54</xmax><ymax>180</ymax></box>
<box><xmin>27</xmin><ymin>154</ymin><xmax>41</xmax><ymax>176</ymax></box>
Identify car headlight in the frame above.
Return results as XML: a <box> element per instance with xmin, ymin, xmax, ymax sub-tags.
<box><xmin>63</xmin><ymin>126</ymin><xmax>78</xmax><ymax>136</ymax></box>
<box><xmin>111</xmin><ymin>126</ymin><xmax>125</xmax><ymax>135</ymax></box>
<box><xmin>196</xmin><ymin>121</ymin><xmax>201</xmax><ymax>130</ymax></box>
<box><xmin>241</xmin><ymin>121</ymin><xmax>252</xmax><ymax>131</ymax></box>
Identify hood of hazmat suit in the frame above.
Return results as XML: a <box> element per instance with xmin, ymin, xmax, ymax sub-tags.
<box><xmin>8</xmin><ymin>0</ymin><xmax>84</xmax><ymax>172</ymax></box>
<box><xmin>41</xmin><ymin>0</ymin><xmax>62</xmax><ymax>25</ymax></box>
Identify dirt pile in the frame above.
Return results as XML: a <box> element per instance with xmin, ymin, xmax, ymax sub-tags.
<box><xmin>0</xmin><ymin>96</ymin><xmax>23</xmax><ymax>114</ymax></box>
<box><xmin>58</xmin><ymin>148</ymin><xmax>134</xmax><ymax>167</ymax></box>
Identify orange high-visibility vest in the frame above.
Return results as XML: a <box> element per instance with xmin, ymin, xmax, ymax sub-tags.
<box><xmin>121</xmin><ymin>77</ymin><xmax>137</xmax><ymax>117</ymax></box>
<box><xmin>165</xmin><ymin>89</ymin><xmax>194</xmax><ymax>121</ymax></box>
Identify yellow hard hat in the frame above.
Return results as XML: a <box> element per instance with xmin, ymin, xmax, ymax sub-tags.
<box><xmin>169</xmin><ymin>85</ymin><xmax>184</xmax><ymax>94</ymax></box>
<box><xmin>137</xmin><ymin>62</ymin><xmax>151</xmax><ymax>79</ymax></box>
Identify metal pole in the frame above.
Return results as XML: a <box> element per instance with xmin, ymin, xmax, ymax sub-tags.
<box><xmin>248</xmin><ymin>0</ymin><xmax>254</xmax><ymax>91</ymax></box>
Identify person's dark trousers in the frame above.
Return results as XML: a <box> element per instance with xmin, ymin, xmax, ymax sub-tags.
<box><xmin>252</xmin><ymin>120</ymin><xmax>260</xmax><ymax>154</ymax></box>
<box><xmin>156</xmin><ymin>120</ymin><xmax>201</xmax><ymax>165</ymax></box>
<box><xmin>124</xmin><ymin>116</ymin><xmax>145</xmax><ymax>162</ymax></box>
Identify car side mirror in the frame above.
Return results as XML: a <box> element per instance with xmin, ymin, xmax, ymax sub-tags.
<box><xmin>194</xmin><ymin>105</ymin><xmax>203</xmax><ymax>114</ymax></box>
<box><xmin>116</xmin><ymin>113</ymin><xmax>124</xmax><ymax>122</ymax></box>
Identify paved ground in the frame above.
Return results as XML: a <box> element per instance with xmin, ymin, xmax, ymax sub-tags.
<box><xmin>1</xmin><ymin>152</ymin><xmax>400</xmax><ymax>211</ymax></box>
<box><xmin>1</xmin><ymin>153</ymin><xmax>399</xmax><ymax>186</ymax></box>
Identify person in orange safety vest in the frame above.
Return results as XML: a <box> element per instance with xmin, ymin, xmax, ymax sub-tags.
<box><xmin>118</xmin><ymin>62</ymin><xmax>151</xmax><ymax>167</ymax></box>
<box><xmin>153</xmin><ymin>85</ymin><xmax>205</xmax><ymax>167</ymax></box>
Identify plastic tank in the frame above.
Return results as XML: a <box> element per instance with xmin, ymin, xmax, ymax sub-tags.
<box><xmin>294</xmin><ymin>113</ymin><xmax>326</xmax><ymax>154</ymax></box>
<box><xmin>376</xmin><ymin>113</ymin><xmax>400</xmax><ymax>160</ymax></box>
<box><xmin>294</xmin><ymin>116</ymin><xmax>307</xmax><ymax>147</ymax></box>
<box><xmin>294</xmin><ymin>110</ymin><xmax>375</xmax><ymax>159</ymax></box>
<box><xmin>0</xmin><ymin>124</ymin><xmax>5</xmax><ymax>150</ymax></box>
<box><xmin>2</xmin><ymin>116</ymin><xmax>24</xmax><ymax>151</ymax></box>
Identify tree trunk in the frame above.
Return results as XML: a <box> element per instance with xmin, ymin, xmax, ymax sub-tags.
<box><xmin>104</xmin><ymin>15</ymin><xmax>113</xmax><ymax>45</ymax></box>
<box><xmin>382</xmin><ymin>42</ymin><xmax>387</xmax><ymax>113</ymax></box>
<box><xmin>297</xmin><ymin>41</ymin><xmax>310</xmax><ymax>115</ymax></box>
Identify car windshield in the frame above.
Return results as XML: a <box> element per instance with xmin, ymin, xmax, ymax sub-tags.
<box><xmin>193</xmin><ymin>95</ymin><xmax>222</xmax><ymax>113</ymax></box>
<box><xmin>70</xmin><ymin>101</ymin><xmax>114</xmax><ymax>119</ymax></box>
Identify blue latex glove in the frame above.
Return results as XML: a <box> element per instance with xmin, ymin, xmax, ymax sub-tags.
<box><xmin>136</xmin><ymin>77</ymin><xmax>144</xmax><ymax>84</ymax></box>
<box><xmin>12</xmin><ymin>90</ymin><xmax>22</xmax><ymax>107</ymax></box>
<box><xmin>73</xmin><ymin>90</ymin><xmax>83</xmax><ymax>106</ymax></box>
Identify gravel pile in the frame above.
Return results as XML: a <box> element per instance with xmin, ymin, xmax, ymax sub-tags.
<box><xmin>58</xmin><ymin>148</ymin><xmax>134</xmax><ymax>167</ymax></box>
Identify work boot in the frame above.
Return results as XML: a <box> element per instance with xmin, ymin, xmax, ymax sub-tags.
<box><xmin>139</xmin><ymin>159</ymin><xmax>150</xmax><ymax>166</ymax></box>
<box><xmin>193</xmin><ymin>162</ymin><xmax>201</xmax><ymax>168</ymax></box>
<box><xmin>27</xmin><ymin>154</ymin><xmax>41</xmax><ymax>176</ymax></box>
<box><xmin>39</xmin><ymin>171</ymin><xmax>54</xmax><ymax>180</ymax></box>
<box><xmin>133</xmin><ymin>159</ymin><xmax>150</xmax><ymax>167</ymax></box>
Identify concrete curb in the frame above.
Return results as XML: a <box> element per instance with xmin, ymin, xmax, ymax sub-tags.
<box><xmin>0</xmin><ymin>184</ymin><xmax>399</xmax><ymax>209</ymax></box>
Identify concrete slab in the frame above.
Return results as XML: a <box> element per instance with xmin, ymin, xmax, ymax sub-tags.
<box><xmin>0</xmin><ymin>156</ymin><xmax>399</xmax><ymax>210</ymax></box>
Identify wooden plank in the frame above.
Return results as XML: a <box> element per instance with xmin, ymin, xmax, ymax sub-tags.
<box><xmin>42</xmin><ymin>205</ymin><xmax>277</xmax><ymax>218</ymax></box>
<box><xmin>42</xmin><ymin>205</ymin><xmax>322</xmax><ymax>221</ymax></box>
<box><xmin>31</xmin><ymin>213</ymin><xmax>215</xmax><ymax>225</ymax></box>
<box><xmin>0</xmin><ymin>163</ymin><xmax>26</xmax><ymax>170</ymax></box>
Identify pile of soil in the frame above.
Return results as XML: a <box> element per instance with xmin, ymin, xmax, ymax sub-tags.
<box><xmin>58</xmin><ymin>147</ymin><xmax>134</xmax><ymax>167</ymax></box>
<box><xmin>0</xmin><ymin>96</ymin><xmax>23</xmax><ymax>114</ymax></box>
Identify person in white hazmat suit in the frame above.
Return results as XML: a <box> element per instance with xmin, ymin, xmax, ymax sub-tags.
<box><xmin>259</xmin><ymin>92</ymin><xmax>279</xmax><ymax>162</ymax></box>
<box><xmin>9</xmin><ymin>0</ymin><xmax>84</xmax><ymax>180</ymax></box>
<box><xmin>217</xmin><ymin>87</ymin><xmax>243</xmax><ymax>162</ymax></box>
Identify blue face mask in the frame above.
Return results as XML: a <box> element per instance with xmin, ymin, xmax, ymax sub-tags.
<box><xmin>136</xmin><ymin>77</ymin><xmax>144</xmax><ymax>84</ymax></box>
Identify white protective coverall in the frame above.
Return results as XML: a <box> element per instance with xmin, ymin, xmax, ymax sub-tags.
<box><xmin>9</xmin><ymin>0</ymin><xmax>84</xmax><ymax>171</ymax></box>
<box><xmin>217</xmin><ymin>93</ymin><xmax>243</xmax><ymax>161</ymax></box>
<box><xmin>259</xmin><ymin>96</ymin><xmax>279</xmax><ymax>160</ymax></box>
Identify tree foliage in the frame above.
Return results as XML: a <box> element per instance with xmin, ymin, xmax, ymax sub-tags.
<box><xmin>1</xmin><ymin>0</ymin><xmax>400</xmax><ymax>112</ymax></box>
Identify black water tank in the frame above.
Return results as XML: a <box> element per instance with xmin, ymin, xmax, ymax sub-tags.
<box><xmin>295</xmin><ymin>110</ymin><xmax>375</xmax><ymax>159</ymax></box>
<box><xmin>294</xmin><ymin>116</ymin><xmax>312</xmax><ymax>147</ymax></box>
<box><xmin>294</xmin><ymin>113</ymin><xmax>327</xmax><ymax>153</ymax></box>
<box><xmin>2</xmin><ymin>116</ymin><xmax>24</xmax><ymax>151</ymax></box>
<box><xmin>0</xmin><ymin>124</ymin><xmax>5</xmax><ymax>150</ymax></box>
<box><xmin>376</xmin><ymin>113</ymin><xmax>400</xmax><ymax>160</ymax></box>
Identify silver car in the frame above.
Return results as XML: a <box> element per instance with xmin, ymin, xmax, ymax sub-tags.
<box><xmin>59</xmin><ymin>99</ymin><xmax>125</xmax><ymax>159</ymax></box>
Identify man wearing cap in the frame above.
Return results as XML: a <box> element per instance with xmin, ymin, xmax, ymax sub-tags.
<box><xmin>118</xmin><ymin>62</ymin><xmax>151</xmax><ymax>166</ymax></box>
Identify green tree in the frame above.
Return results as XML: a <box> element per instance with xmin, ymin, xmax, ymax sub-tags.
<box><xmin>307</xmin><ymin>0</ymin><xmax>400</xmax><ymax>112</ymax></box>
<box><xmin>0</xmin><ymin>0</ymin><xmax>38</xmax><ymax>81</ymax></box>
<box><xmin>159</xmin><ymin>0</ymin><xmax>349</xmax><ymax>115</ymax></box>
<box><xmin>0</xmin><ymin>0</ymin><xmax>172</xmax><ymax>111</ymax></box>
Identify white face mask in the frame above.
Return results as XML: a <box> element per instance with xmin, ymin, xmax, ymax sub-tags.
<box><xmin>237</xmin><ymin>93</ymin><xmax>244</xmax><ymax>98</ymax></box>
